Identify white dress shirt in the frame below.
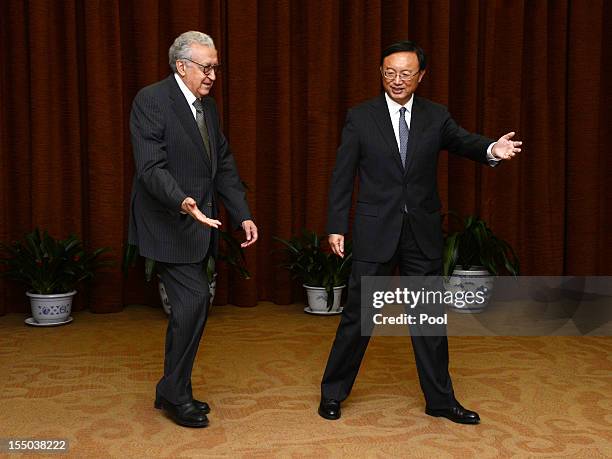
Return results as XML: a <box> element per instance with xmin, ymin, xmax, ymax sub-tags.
<box><xmin>384</xmin><ymin>92</ymin><xmax>414</xmax><ymax>152</ymax></box>
<box><xmin>174</xmin><ymin>73</ymin><xmax>198</xmax><ymax>120</ymax></box>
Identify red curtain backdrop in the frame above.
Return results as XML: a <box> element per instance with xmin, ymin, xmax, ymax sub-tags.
<box><xmin>1</xmin><ymin>0</ymin><xmax>610</xmax><ymax>314</ymax></box>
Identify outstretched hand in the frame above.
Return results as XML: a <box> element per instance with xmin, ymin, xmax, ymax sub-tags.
<box><xmin>181</xmin><ymin>197</ymin><xmax>222</xmax><ymax>228</ymax></box>
<box><xmin>492</xmin><ymin>132</ymin><xmax>522</xmax><ymax>160</ymax></box>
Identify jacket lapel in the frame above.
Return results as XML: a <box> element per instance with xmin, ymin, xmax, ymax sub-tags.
<box><xmin>370</xmin><ymin>94</ymin><xmax>404</xmax><ymax>171</ymax></box>
<box><xmin>202</xmin><ymin>97</ymin><xmax>217</xmax><ymax>176</ymax></box>
<box><xmin>166</xmin><ymin>76</ymin><xmax>212</xmax><ymax>170</ymax></box>
<box><xmin>403</xmin><ymin>96</ymin><xmax>426</xmax><ymax>175</ymax></box>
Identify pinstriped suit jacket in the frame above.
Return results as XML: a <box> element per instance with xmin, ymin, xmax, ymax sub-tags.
<box><xmin>128</xmin><ymin>75</ymin><xmax>251</xmax><ymax>263</ymax></box>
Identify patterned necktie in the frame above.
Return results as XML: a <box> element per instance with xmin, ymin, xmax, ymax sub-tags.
<box><xmin>192</xmin><ymin>99</ymin><xmax>211</xmax><ymax>159</ymax></box>
<box><xmin>399</xmin><ymin>106</ymin><xmax>409</xmax><ymax>168</ymax></box>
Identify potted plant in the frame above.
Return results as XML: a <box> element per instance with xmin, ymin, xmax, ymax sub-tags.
<box><xmin>275</xmin><ymin>229</ymin><xmax>352</xmax><ymax>313</ymax></box>
<box><xmin>443</xmin><ymin>214</ymin><xmax>519</xmax><ymax>313</ymax></box>
<box><xmin>122</xmin><ymin>229</ymin><xmax>251</xmax><ymax>314</ymax></box>
<box><xmin>0</xmin><ymin>228</ymin><xmax>111</xmax><ymax>325</ymax></box>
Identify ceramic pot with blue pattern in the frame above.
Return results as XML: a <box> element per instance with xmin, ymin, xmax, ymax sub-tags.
<box><xmin>26</xmin><ymin>291</ymin><xmax>76</xmax><ymax>324</ymax></box>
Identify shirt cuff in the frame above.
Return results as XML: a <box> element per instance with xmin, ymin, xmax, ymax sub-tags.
<box><xmin>486</xmin><ymin>142</ymin><xmax>500</xmax><ymax>166</ymax></box>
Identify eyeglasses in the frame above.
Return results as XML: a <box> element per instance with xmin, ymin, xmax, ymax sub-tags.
<box><xmin>381</xmin><ymin>68</ymin><xmax>420</xmax><ymax>82</ymax></box>
<box><xmin>183</xmin><ymin>58</ymin><xmax>221</xmax><ymax>76</ymax></box>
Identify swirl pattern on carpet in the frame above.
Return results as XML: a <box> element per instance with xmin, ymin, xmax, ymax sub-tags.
<box><xmin>0</xmin><ymin>303</ymin><xmax>610</xmax><ymax>458</ymax></box>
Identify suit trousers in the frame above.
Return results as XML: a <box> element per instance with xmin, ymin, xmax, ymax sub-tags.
<box><xmin>156</xmin><ymin>257</ymin><xmax>211</xmax><ymax>405</ymax></box>
<box><xmin>321</xmin><ymin>213</ymin><xmax>456</xmax><ymax>409</ymax></box>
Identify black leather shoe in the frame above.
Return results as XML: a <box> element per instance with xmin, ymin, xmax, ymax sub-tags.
<box><xmin>155</xmin><ymin>396</ymin><xmax>209</xmax><ymax>428</ymax></box>
<box><xmin>155</xmin><ymin>396</ymin><xmax>210</xmax><ymax>414</ymax></box>
<box><xmin>425</xmin><ymin>403</ymin><xmax>480</xmax><ymax>424</ymax></box>
<box><xmin>192</xmin><ymin>399</ymin><xmax>211</xmax><ymax>414</ymax></box>
<box><xmin>318</xmin><ymin>399</ymin><xmax>341</xmax><ymax>420</ymax></box>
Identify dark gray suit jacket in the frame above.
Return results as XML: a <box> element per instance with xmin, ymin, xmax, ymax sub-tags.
<box><xmin>327</xmin><ymin>94</ymin><xmax>493</xmax><ymax>263</ymax></box>
<box><xmin>128</xmin><ymin>75</ymin><xmax>251</xmax><ymax>263</ymax></box>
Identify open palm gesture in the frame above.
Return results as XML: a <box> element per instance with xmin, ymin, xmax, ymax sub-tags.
<box><xmin>492</xmin><ymin>132</ymin><xmax>522</xmax><ymax>160</ymax></box>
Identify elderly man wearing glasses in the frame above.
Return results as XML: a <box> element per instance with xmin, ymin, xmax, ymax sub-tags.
<box><xmin>128</xmin><ymin>31</ymin><xmax>258</xmax><ymax>428</ymax></box>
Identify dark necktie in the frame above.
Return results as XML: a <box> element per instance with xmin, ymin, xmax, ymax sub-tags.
<box><xmin>192</xmin><ymin>99</ymin><xmax>211</xmax><ymax>158</ymax></box>
<box><xmin>399</xmin><ymin>106</ymin><xmax>409</xmax><ymax>168</ymax></box>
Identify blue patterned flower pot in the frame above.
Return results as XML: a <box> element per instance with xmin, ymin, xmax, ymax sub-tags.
<box><xmin>445</xmin><ymin>267</ymin><xmax>494</xmax><ymax>313</ymax></box>
<box><xmin>304</xmin><ymin>285</ymin><xmax>345</xmax><ymax>312</ymax></box>
<box><xmin>26</xmin><ymin>291</ymin><xmax>76</xmax><ymax>324</ymax></box>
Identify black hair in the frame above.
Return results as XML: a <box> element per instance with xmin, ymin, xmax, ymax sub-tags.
<box><xmin>381</xmin><ymin>40</ymin><xmax>427</xmax><ymax>70</ymax></box>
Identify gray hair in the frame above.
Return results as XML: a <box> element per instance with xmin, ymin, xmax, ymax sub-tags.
<box><xmin>168</xmin><ymin>31</ymin><xmax>215</xmax><ymax>72</ymax></box>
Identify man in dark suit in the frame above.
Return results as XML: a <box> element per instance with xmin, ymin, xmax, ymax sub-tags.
<box><xmin>319</xmin><ymin>41</ymin><xmax>521</xmax><ymax>424</ymax></box>
<box><xmin>129</xmin><ymin>31</ymin><xmax>258</xmax><ymax>428</ymax></box>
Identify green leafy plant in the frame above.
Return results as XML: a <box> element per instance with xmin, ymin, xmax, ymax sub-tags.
<box><xmin>274</xmin><ymin>229</ymin><xmax>352</xmax><ymax>310</ymax></box>
<box><xmin>0</xmin><ymin>228</ymin><xmax>111</xmax><ymax>294</ymax></box>
<box><xmin>122</xmin><ymin>229</ymin><xmax>250</xmax><ymax>284</ymax></box>
<box><xmin>443</xmin><ymin>214</ymin><xmax>520</xmax><ymax>277</ymax></box>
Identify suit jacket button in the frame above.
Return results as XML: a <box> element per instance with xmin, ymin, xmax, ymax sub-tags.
<box><xmin>206</xmin><ymin>202</ymin><xmax>213</xmax><ymax>207</ymax></box>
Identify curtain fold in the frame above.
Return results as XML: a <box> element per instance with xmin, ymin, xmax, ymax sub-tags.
<box><xmin>1</xmin><ymin>0</ymin><xmax>610</xmax><ymax>315</ymax></box>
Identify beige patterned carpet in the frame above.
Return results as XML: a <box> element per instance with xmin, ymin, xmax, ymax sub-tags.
<box><xmin>0</xmin><ymin>302</ymin><xmax>610</xmax><ymax>458</ymax></box>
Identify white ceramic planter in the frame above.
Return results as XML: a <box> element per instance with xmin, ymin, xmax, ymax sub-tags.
<box><xmin>304</xmin><ymin>285</ymin><xmax>345</xmax><ymax>312</ymax></box>
<box><xmin>26</xmin><ymin>291</ymin><xmax>76</xmax><ymax>324</ymax></box>
<box><xmin>445</xmin><ymin>267</ymin><xmax>494</xmax><ymax>313</ymax></box>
